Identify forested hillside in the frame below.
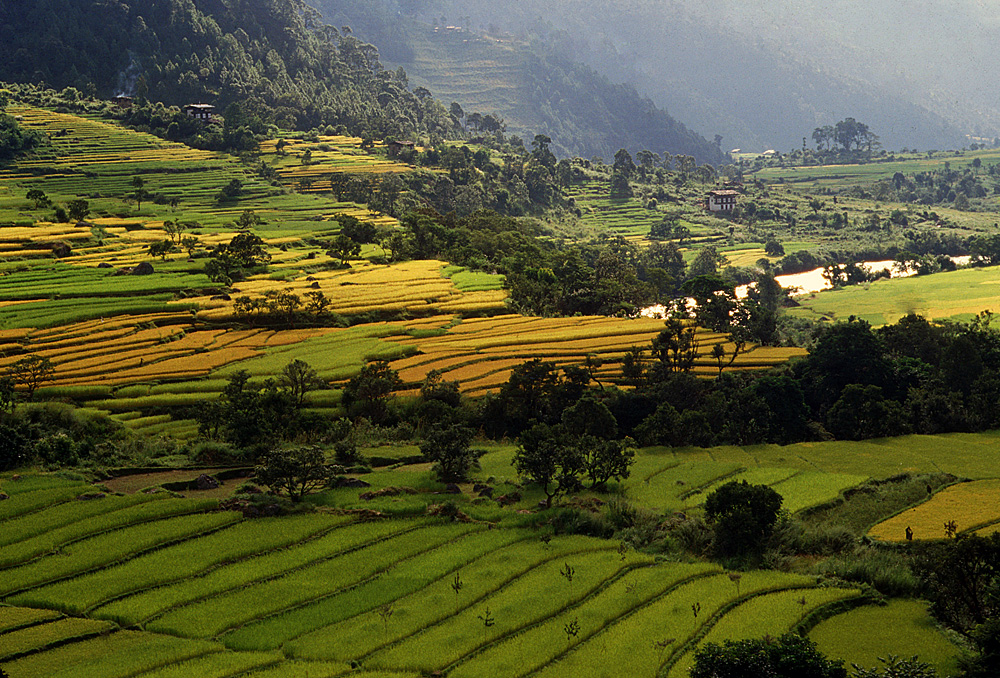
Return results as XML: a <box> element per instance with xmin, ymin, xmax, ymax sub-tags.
<box><xmin>0</xmin><ymin>0</ymin><xmax>729</xmax><ymax>164</ymax></box>
<box><xmin>339</xmin><ymin>0</ymin><xmax>970</xmax><ymax>153</ymax></box>
<box><xmin>0</xmin><ymin>0</ymin><xmax>446</xmax><ymax>139</ymax></box>
<box><xmin>311</xmin><ymin>1</ymin><xmax>729</xmax><ymax>163</ymax></box>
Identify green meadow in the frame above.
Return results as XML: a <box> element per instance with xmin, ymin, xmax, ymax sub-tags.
<box><xmin>788</xmin><ymin>265</ymin><xmax>1000</xmax><ymax>326</ymax></box>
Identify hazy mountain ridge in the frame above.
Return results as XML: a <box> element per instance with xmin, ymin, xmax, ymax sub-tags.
<box><xmin>347</xmin><ymin>0</ymin><xmax>975</xmax><ymax>152</ymax></box>
<box><xmin>311</xmin><ymin>0</ymin><xmax>729</xmax><ymax>163</ymax></box>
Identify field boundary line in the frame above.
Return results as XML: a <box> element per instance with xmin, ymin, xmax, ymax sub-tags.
<box><xmin>1</xmin><ymin>512</ymin><xmax>241</xmax><ymax>600</ymax></box>
<box><xmin>77</xmin><ymin>517</ymin><xmax>352</xmax><ymax>616</ymax></box>
<box><xmin>678</xmin><ymin>467</ymin><xmax>747</xmax><ymax>501</ymax></box>
<box><xmin>863</xmin><ymin>477</ymin><xmax>969</xmax><ymax>540</ymax></box>
<box><xmin>0</xmin><ymin>623</ymin><xmax>120</xmax><ymax>664</ymax></box>
<box><xmin>0</xmin><ymin>487</ymin><xmax>92</xmax><ymax>524</ymax></box>
<box><xmin>484</xmin><ymin>567</ymin><xmax>722</xmax><ymax>678</ymax></box>
<box><xmin>789</xmin><ymin>592</ymin><xmax>877</xmax><ymax>636</ymax></box>
<box><xmin>0</xmin><ymin>499</ymin><xmax>215</xmax><ymax>573</ymax></box>
<box><xmin>657</xmin><ymin>583</ymin><xmax>846</xmax><ymax>678</ymax></box>
<box><xmin>209</xmin><ymin>524</ymin><xmax>486</xmax><ymax>640</ymax></box>
<box><xmin>0</xmin><ymin>608</ymin><xmax>65</xmax><ymax>635</ymax></box>
<box><xmin>640</xmin><ymin>460</ymin><xmax>683</xmax><ymax>484</ymax></box>
<box><xmin>133</xmin><ymin>519</ymin><xmax>432</xmax><ymax>626</ymax></box>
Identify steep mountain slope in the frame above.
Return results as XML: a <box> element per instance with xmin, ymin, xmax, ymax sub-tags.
<box><xmin>327</xmin><ymin>0</ymin><xmax>971</xmax><ymax>152</ymax></box>
<box><xmin>312</xmin><ymin>1</ymin><xmax>730</xmax><ymax>163</ymax></box>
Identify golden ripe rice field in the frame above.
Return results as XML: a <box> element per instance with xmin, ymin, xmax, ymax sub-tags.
<box><xmin>387</xmin><ymin>314</ymin><xmax>807</xmax><ymax>393</ymax></box>
<box><xmin>868</xmin><ymin>479</ymin><xmax>1000</xmax><ymax>541</ymax></box>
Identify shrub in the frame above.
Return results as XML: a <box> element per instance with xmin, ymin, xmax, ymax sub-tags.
<box><xmin>691</xmin><ymin>634</ymin><xmax>846</xmax><ymax>678</ymax></box>
<box><xmin>820</xmin><ymin>547</ymin><xmax>920</xmax><ymax>597</ymax></box>
<box><xmin>705</xmin><ymin>480</ymin><xmax>783</xmax><ymax>561</ymax></box>
<box><xmin>420</xmin><ymin>423</ymin><xmax>481</xmax><ymax>483</ymax></box>
<box><xmin>255</xmin><ymin>446</ymin><xmax>332</xmax><ymax>502</ymax></box>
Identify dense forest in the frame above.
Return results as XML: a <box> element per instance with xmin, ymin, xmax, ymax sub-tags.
<box><xmin>0</xmin><ymin>0</ymin><xmax>447</xmax><ymax>139</ymax></box>
<box><xmin>0</xmin><ymin>0</ymin><xmax>730</xmax><ymax>163</ymax></box>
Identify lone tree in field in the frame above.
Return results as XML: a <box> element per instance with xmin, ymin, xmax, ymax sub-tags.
<box><xmin>328</xmin><ymin>234</ymin><xmax>361</xmax><ymax>266</ymax></box>
<box><xmin>236</xmin><ymin>209</ymin><xmax>262</xmax><ymax>231</ymax></box>
<box><xmin>131</xmin><ymin>175</ymin><xmax>148</xmax><ymax>211</ymax></box>
<box><xmin>337</xmin><ymin>214</ymin><xmax>377</xmax><ymax>244</ymax></box>
<box><xmin>652</xmin><ymin>319</ymin><xmax>699</xmax><ymax>373</ymax></box>
<box><xmin>280</xmin><ymin>359</ymin><xmax>322</xmax><ymax>409</ymax></box>
<box><xmin>560</xmin><ymin>395</ymin><xmax>634</xmax><ymax>489</ymax></box>
<box><xmin>513</xmin><ymin>423</ymin><xmax>583</xmax><ymax>508</ymax></box>
<box><xmin>705</xmin><ymin>480</ymin><xmax>783</xmax><ymax>561</ymax></box>
<box><xmin>26</xmin><ymin>189</ymin><xmax>50</xmax><ymax>209</ymax></box>
<box><xmin>7</xmin><ymin>355</ymin><xmax>54</xmax><ymax>401</ymax></box>
<box><xmin>163</xmin><ymin>220</ymin><xmax>189</xmax><ymax>244</ymax></box>
<box><xmin>148</xmin><ymin>239</ymin><xmax>175</xmax><ymax>261</ymax></box>
<box><xmin>67</xmin><ymin>199</ymin><xmax>89</xmax><ymax>222</ymax></box>
<box><xmin>421</xmin><ymin>423</ymin><xmax>480</xmax><ymax>482</ymax></box>
<box><xmin>342</xmin><ymin>360</ymin><xmax>402</xmax><ymax>424</ymax></box>
<box><xmin>254</xmin><ymin>446</ymin><xmax>331</xmax><ymax>502</ymax></box>
<box><xmin>205</xmin><ymin>232</ymin><xmax>271</xmax><ymax>283</ymax></box>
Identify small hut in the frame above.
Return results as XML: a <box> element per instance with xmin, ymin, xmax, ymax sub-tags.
<box><xmin>183</xmin><ymin>103</ymin><xmax>216</xmax><ymax>120</ymax></box>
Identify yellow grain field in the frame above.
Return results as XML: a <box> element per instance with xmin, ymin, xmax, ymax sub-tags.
<box><xmin>869</xmin><ymin>479</ymin><xmax>1000</xmax><ymax>541</ymax></box>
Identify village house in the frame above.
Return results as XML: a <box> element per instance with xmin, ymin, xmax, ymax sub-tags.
<box><xmin>386</xmin><ymin>140</ymin><xmax>415</xmax><ymax>158</ymax></box>
<box><xmin>183</xmin><ymin>103</ymin><xmax>216</xmax><ymax>120</ymax></box>
<box><xmin>111</xmin><ymin>95</ymin><xmax>133</xmax><ymax>109</ymax></box>
<box><xmin>706</xmin><ymin>189</ymin><xmax>738</xmax><ymax>212</ymax></box>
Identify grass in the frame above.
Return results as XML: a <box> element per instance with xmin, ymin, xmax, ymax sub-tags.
<box><xmin>147</xmin><ymin>522</ymin><xmax>477</xmax><ymax>638</ymax></box>
<box><xmin>0</xmin><ymin>485</ymin><xmax>92</xmax><ymax>521</ymax></box>
<box><xmin>447</xmin><ymin>562</ymin><xmax>718</xmax><ymax>678</ymax></box>
<box><xmin>0</xmin><ymin>491</ymin><xmax>165</xmax><ymax>548</ymax></box>
<box><xmin>0</xmin><ymin>511</ymin><xmax>239</xmax><ymax>595</ymax></box>
<box><xmin>363</xmin><ymin>548</ymin><xmax>634</xmax><ymax>672</ymax></box>
<box><xmin>0</xmin><ymin>616</ymin><xmax>116</xmax><ymax>661</ymax></box>
<box><xmin>282</xmin><ymin>533</ymin><xmax>608</xmax><ymax>660</ymax></box>
<box><xmin>788</xmin><ymin>265</ymin><xmax>1000</xmax><ymax>327</ymax></box>
<box><xmin>666</xmin><ymin>587</ymin><xmax>863</xmax><ymax>678</ymax></box>
<box><xmin>0</xmin><ymin>497</ymin><xmax>219</xmax><ymax>569</ymax></box>
<box><xmin>123</xmin><ymin>651</ymin><xmax>285</xmax><ymax>678</ymax></box>
<box><xmin>532</xmin><ymin>570</ymin><xmax>797</xmax><ymax>678</ymax></box>
<box><xmin>0</xmin><ymin>605</ymin><xmax>62</xmax><ymax>633</ymax></box>
<box><xmin>810</xmin><ymin>600</ymin><xmax>962</xmax><ymax>676</ymax></box>
<box><xmin>91</xmin><ymin>517</ymin><xmax>399</xmax><ymax>626</ymax></box>
<box><xmin>802</xmin><ymin>473</ymin><xmax>956</xmax><ymax>536</ymax></box>
<box><xmin>8</xmin><ymin>515</ymin><xmax>335</xmax><ymax>613</ymax></box>
<box><xmin>224</xmin><ymin>527</ymin><xmax>531</xmax><ymax>652</ymax></box>
<box><xmin>1</xmin><ymin>630</ymin><xmax>220</xmax><ymax>678</ymax></box>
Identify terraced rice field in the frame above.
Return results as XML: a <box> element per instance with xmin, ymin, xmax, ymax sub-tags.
<box><xmin>197</xmin><ymin>259</ymin><xmax>508</xmax><ymax>320</ymax></box>
<box><xmin>868</xmin><ymin>478</ymin><xmax>1000</xmax><ymax>541</ymax></box>
<box><xmin>388</xmin><ymin>314</ymin><xmax>806</xmax><ymax>393</ymax></box>
<box><xmin>0</xmin><ymin>106</ymin><xmax>397</xmax><ymax>267</ymax></box>
<box><xmin>809</xmin><ymin>599</ymin><xmax>961</xmax><ymax>676</ymax></box>
<box><xmin>0</xmin><ymin>105</ymin><xmax>810</xmax><ymax>438</ymax></box>
<box><xmin>259</xmin><ymin>137</ymin><xmax>413</xmax><ymax>194</ymax></box>
<box><xmin>0</xmin><ymin>473</ymin><xmax>872</xmax><ymax>678</ymax></box>
<box><xmin>567</xmin><ymin>182</ymin><xmax>668</xmax><ymax>243</ymax></box>
<box><xmin>620</xmin><ymin>450</ymin><xmax>868</xmax><ymax>516</ymax></box>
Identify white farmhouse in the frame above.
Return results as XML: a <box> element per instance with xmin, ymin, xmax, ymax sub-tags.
<box><xmin>706</xmin><ymin>189</ymin><xmax>738</xmax><ymax>212</ymax></box>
